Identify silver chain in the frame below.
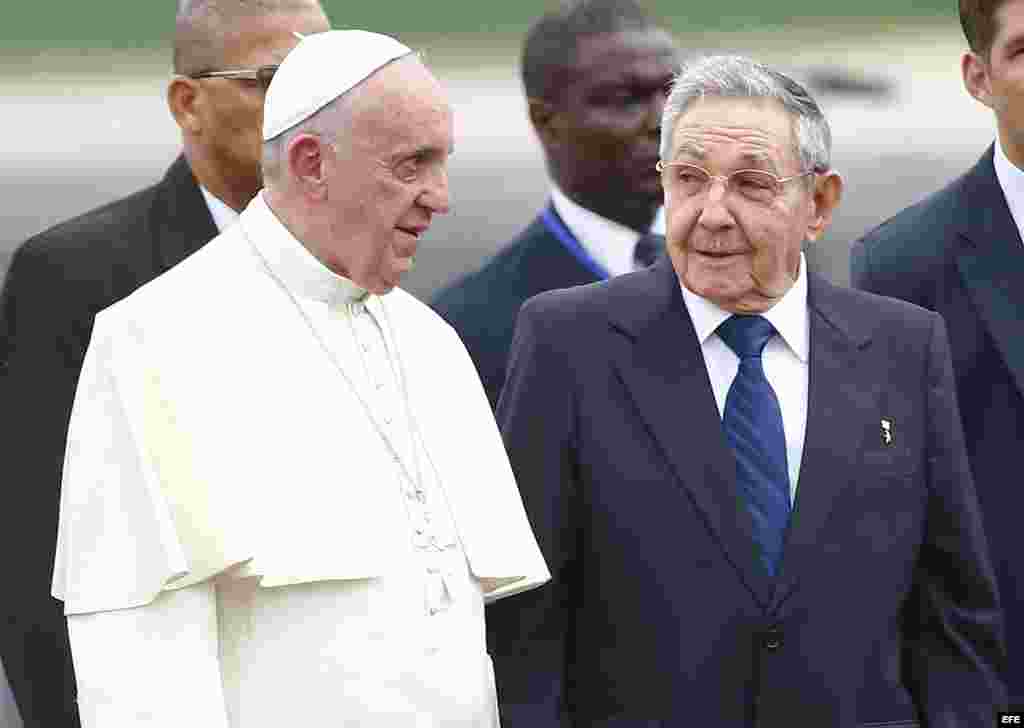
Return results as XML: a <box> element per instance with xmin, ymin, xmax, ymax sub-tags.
<box><xmin>240</xmin><ymin>223</ymin><xmax>429</xmax><ymax>497</ymax></box>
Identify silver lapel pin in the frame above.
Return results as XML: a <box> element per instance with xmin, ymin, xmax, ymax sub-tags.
<box><xmin>880</xmin><ymin>418</ymin><xmax>893</xmax><ymax>446</ymax></box>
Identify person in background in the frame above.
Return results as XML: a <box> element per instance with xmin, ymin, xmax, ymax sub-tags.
<box><xmin>852</xmin><ymin>0</ymin><xmax>1024</xmax><ymax>703</ymax></box>
<box><xmin>431</xmin><ymin>0</ymin><xmax>678</xmax><ymax>409</ymax></box>
<box><xmin>490</xmin><ymin>54</ymin><xmax>1006</xmax><ymax>726</ymax></box>
<box><xmin>0</xmin><ymin>2</ymin><xmax>329</xmax><ymax>724</ymax></box>
<box><xmin>51</xmin><ymin>30</ymin><xmax>548</xmax><ymax>727</ymax></box>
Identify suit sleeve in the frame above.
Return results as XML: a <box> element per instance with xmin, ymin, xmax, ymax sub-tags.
<box><xmin>489</xmin><ymin>296</ymin><xmax>577</xmax><ymax>728</ymax></box>
<box><xmin>903</xmin><ymin>312</ymin><xmax>1007</xmax><ymax>721</ymax></box>
<box><xmin>67</xmin><ymin>582</ymin><xmax>230</xmax><ymax>727</ymax></box>
<box><xmin>0</xmin><ymin>242</ymin><xmax>93</xmax><ymax>726</ymax></box>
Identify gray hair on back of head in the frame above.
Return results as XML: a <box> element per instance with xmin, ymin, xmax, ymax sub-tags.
<box><xmin>260</xmin><ymin>91</ymin><xmax>355</xmax><ymax>184</ymax></box>
<box><xmin>659</xmin><ymin>55</ymin><xmax>832</xmax><ymax>173</ymax></box>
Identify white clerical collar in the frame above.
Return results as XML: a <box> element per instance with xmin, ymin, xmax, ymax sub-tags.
<box><xmin>550</xmin><ymin>185</ymin><xmax>653</xmax><ymax>277</ymax></box>
<box><xmin>680</xmin><ymin>251</ymin><xmax>810</xmax><ymax>363</ymax></box>
<box><xmin>199</xmin><ymin>185</ymin><xmax>241</xmax><ymax>233</ymax></box>
<box><xmin>993</xmin><ymin>139</ymin><xmax>1024</xmax><ymax>249</ymax></box>
<box><xmin>239</xmin><ymin>191</ymin><xmax>369</xmax><ymax>306</ymax></box>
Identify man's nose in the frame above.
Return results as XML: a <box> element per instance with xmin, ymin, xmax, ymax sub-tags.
<box><xmin>697</xmin><ymin>180</ymin><xmax>735</xmax><ymax>230</ymax></box>
<box><xmin>421</xmin><ymin>165</ymin><xmax>450</xmax><ymax>215</ymax></box>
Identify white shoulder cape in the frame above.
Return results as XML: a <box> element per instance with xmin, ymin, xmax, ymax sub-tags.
<box><xmin>52</xmin><ymin>221</ymin><xmax>549</xmax><ymax>615</ymax></box>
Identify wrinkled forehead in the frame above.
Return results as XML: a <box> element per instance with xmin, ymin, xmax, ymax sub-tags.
<box><xmin>570</xmin><ymin>28</ymin><xmax>679</xmax><ymax>78</ymax></box>
<box><xmin>347</xmin><ymin>57</ymin><xmax>454</xmax><ymax>150</ymax></box>
<box><xmin>669</xmin><ymin>96</ymin><xmax>799</xmax><ymax>168</ymax></box>
<box><xmin>357</xmin><ymin>56</ymin><xmax>450</xmax><ymax>118</ymax></box>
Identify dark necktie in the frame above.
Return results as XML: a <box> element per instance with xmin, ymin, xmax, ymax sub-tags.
<box><xmin>717</xmin><ymin>315</ymin><xmax>791</xmax><ymax>576</ymax></box>
<box><xmin>632</xmin><ymin>233</ymin><xmax>664</xmax><ymax>268</ymax></box>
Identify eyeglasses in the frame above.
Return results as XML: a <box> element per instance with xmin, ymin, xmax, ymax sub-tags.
<box><xmin>185</xmin><ymin>64</ymin><xmax>279</xmax><ymax>91</ymax></box>
<box><xmin>656</xmin><ymin>160</ymin><xmax>815</xmax><ymax>204</ymax></box>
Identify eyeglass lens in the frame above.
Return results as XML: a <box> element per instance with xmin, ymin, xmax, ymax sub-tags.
<box><xmin>667</xmin><ymin>164</ymin><xmax>780</xmax><ymax>203</ymax></box>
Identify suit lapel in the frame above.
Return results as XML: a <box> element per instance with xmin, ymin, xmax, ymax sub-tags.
<box><xmin>609</xmin><ymin>259</ymin><xmax>775</xmax><ymax>610</ymax></box>
<box><xmin>149</xmin><ymin>156</ymin><xmax>219</xmax><ymax>276</ymax></box>
<box><xmin>955</xmin><ymin>147</ymin><xmax>1024</xmax><ymax>399</ymax></box>
<box><xmin>772</xmin><ymin>274</ymin><xmax>876</xmax><ymax>611</ymax></box>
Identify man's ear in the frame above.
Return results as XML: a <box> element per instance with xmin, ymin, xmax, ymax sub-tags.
<box><xmin>805</xmin><ymin>171</ymin><xmax>843</xmax><ymax>242</ymax></box>
<box><xmin>528</xmin><ymin>97</ymin><xmax>567</xmax><ymax>147</ymax></box>
<box><xmin>167</xmin><ymin>77</ymin><xmax>203</xmax><ymax>134</ymax></box>
<box><xmin>287</xmin><ymin>134</ymin><xmax>328</xmax><ymax>199</ymax></box>
<box><xmin>962</xmin><ymin>50</ymin><xmax>994</xmax><ymax>108</ymax></box>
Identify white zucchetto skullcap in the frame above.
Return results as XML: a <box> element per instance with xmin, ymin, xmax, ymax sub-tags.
<box><xmin>262</xmin><ymin>29</ymin><xmax>412</xmax><ymax>141</ymax></box>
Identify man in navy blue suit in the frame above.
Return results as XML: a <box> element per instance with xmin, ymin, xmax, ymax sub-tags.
<box><xmin>490</xmin><ymin>54</ymin><xmax>1006</xmax><ymax>726</ymax></box>
<box><xmin>431</xmin><ymin>0</ymin><xmax>678</xmax><ymax>409</ymax></box>
<box><xmin>853</xmin><ymin>0</ymin><xmax>1024</xmax><ymax>704</ymax></box>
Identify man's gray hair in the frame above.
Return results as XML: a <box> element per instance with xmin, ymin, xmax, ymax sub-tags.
<box><xmin>261</xmin><ymin>91</ymin><xmax>356</xmax><ymax>182</ymax></box>
<box><xmin>659</xmin><ymin>55</ymin><xmax>831</xmax><ymax>173</ymax></box>
<box><xmin>174</xmin><ymin>0</ymin><xmax>324</xmax><ymax>74</ymax></box>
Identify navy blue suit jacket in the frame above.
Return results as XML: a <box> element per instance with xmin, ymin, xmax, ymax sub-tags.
<box><xmin>490</xmin><ymin>257</ymin><xmax>1005</xmax><ymax>727</ymax></box>
<box><xmin>852</xmin><ymin>146</ymin><xmax>1024</xmax><ymax>702</ymax></box>
<box><xmin>431</xmin><ymin>208</ymin><xmax>601</xmax><ymax>410</ymax></box>
<box><xmin>0</xmin><ymin>156</ymin><xmax>216</xmax><ymax>727</ymax></box>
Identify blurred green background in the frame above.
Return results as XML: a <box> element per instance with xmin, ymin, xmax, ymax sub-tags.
<box><xmin>2</xmin><ymin>1</ymin><xmax>955</xmax><ymax>50</ymax></box>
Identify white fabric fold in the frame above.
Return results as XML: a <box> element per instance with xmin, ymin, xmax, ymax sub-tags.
<box><xmin>53</xmin><ymin>193</ymin><xmax>550</xmax><ymax>615</ymax></box>
<box><xmin>68</xmin><ymin>582</ymin><xmax>229</xmax><ymax>727</ymax></box>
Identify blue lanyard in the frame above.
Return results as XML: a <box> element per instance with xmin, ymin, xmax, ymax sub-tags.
<box><xmin>541</xmin><ymin>205</ymin><xmax>609</xmax><ymax>280</ymax></box>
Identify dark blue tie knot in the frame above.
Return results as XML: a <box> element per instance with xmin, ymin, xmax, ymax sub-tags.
<box><xmin>717</xmin><ymin>315</ymin><xmax>776</xmax><ymax>359</ymax></box>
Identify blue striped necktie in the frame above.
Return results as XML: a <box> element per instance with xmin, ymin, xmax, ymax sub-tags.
<box><xmin>717</xmin><ymin>315</ymin><xmax>791</xmax><ymax>576</ymax></box>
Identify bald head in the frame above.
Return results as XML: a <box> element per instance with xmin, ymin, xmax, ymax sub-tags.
<box><xmin>174</xmin><ymin>0</ymin><xmax>327</xmax><ymax>75</ymax></box>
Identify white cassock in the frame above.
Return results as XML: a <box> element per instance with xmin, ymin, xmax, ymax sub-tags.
<box><xmin>52</xmin><ymin>192</ymin><xmax>550</xmax><ymax>727</ymax></box>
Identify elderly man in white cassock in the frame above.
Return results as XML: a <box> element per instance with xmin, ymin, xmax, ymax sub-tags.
<box><xmin>51</xmin><ymin>29</ymin><xmax>550</xmax><ymax>727</ymax></box>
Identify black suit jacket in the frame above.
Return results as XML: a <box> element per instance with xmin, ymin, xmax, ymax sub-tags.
<box><xmin>852</xmin><ymin>145</ymin><xmax>1024</xmax><ymax>702</ymax></box>
<box><xmin>490</xmin><ymin>257</ymin><xmax>1005</xmax><ymax>727</ymax></box>
<box><xmin>431</xmin><ymin>208</ymin><xmax>601</xmax><ymax>410</ymax></box>
<box><xmin>0</xmin><ymin>156</ymin><xmax>216</xmax><ymax>727</ymax></box>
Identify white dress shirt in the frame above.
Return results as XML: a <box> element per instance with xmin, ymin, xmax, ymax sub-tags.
<box><xmin>550</xmin><ymin>185</ymin><xmax>662</xmax><ymax>276</ymax></box>
<box><xmin>65</xmin><ymin>194</ymin><xmax>500</xmax><ymax>727</ymax></box>
<box><xmin>199</xmin><ymin>186</ymin><xmax>241</xmax><ymax>234</ymax></box>
<box><xmin>679</xmin><ymin>253</ymin><xmax>810</xmax><ymax>501</ymax></box>
<box><xmin>993</xmin><ymin>138</ymin><xmax>1024</xmax><ymax>248</ymax></box>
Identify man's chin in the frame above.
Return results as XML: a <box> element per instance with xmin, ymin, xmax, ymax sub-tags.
<box><xmin>681</xmin><ymin>275</ymin><xmax>754</xmax><ymax>314</ymax></box>
<box><xmin>394</xmin><ymin>255</ymin><xmax>415</xmax><ymax>275</ymax></box>
<box><xmin>371</xmin><ymin>258</ymin><xmax>415</xmax><ymax>294</ymax></box>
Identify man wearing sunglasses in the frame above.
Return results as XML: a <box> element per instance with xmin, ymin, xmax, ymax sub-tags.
<box><xmin>0</xmin><ymin>2</ymin><xmax>328</xmax><ymax>725</ymax></box>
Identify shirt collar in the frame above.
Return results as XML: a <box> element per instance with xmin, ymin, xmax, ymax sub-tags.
<box><xmin>550</xmin><ymin>184</ymin><xmax>643</xmax><ymax>277</ymax></box>
<box><xmin>199</xmin><ymin>185</ymin><xmax>241</xmax><ymax>234</ymax></box>
<box><xmin>679</xmin><ymin>251</ymin><xmax>809</xmax><ymax>363</ymax></box>
<box><xmin>239</xmin><ymin>191</ymin><xmax>369</xmax><ymax>307</ymax></box>
<box><xmin>993</xmin><ymin>138</ymin><xmax>1024</xmax><ymax>248</ymax></box>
